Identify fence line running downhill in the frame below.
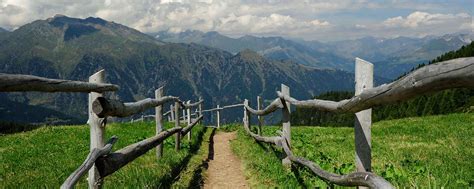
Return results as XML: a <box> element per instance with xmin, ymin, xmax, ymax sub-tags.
<box><xmin>240</xmin><ymin>57</ymin><xmax>474</xmax><ymax>188</ymax></box>
<box><xmin>1</xmin><ymin>56</ymin><xmax>473</xmax><ymax>188</ymax></box>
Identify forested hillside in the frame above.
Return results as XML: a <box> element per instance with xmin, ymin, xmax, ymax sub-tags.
<box><xmin>291</xmin><ymin>42</ymin><xmax>474</xmax><ymax>126</ymax></box>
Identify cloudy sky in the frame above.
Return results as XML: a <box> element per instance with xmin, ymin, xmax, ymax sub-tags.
<box><xmin>0</xmin><ymin>0</ymin><xmax>472</xmax><ymax>41</ymax></box>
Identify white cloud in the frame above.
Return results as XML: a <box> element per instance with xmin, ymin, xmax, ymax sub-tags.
<box><xmin>383</xmin><ymin>11</ymin><xmax>471</xmax><ymax>28</ymax></box>
<box><xmin>0</xmin><ymin>1</ymin><xmax>471</xmax><ymax>41</ymax></box>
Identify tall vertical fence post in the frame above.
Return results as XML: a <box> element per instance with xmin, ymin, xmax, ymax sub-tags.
<box><xmin>257</xmin><ymin>96</ymin><xmax>263</xmax><ymax>135</ymax></box>
<box><xmin>354</xmin><ymin>58</ymin><xmax>374</xmax><ymax>175</ymax></box>
<box><xmin>88</xmin><ymin>70</ymin><xmax>107</xmax><ymax>189</ymax></box>
<box><xmin>198</xmin><ymin>97</ymin><xmax>203</xmax><ymax>125</ymax></box>
<box><xmin>170</xmin><ymin>104</ymin><xmax>175</xmax><ymax>121</ymax></box>
<box><xmin>155</xmin><ymin>87</ymin><xmax>164</xmax><ymax>159</ymax></box>
<box><xmin>216</xmin><ymin>105</ymin><xmax>220</xmax><ymax>128</ymax></box>
<box><xmin>187</xmin><ymin>100</ymin><xmax>191</xmax><ymax>140</ymax></box>
<box><xmin>281</xmin><ymin>84</ymin><xmax>291</xmax><ymax>167</ymax></box>
<box><xmin>175</xmin><ymin>102</ymin><xmax>181</xmax><ymax>151</ymax></box>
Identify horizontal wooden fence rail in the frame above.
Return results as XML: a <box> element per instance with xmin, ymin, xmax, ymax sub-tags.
<box><xmin>1</xmin><ymin>70</ymin><xmax>206</xmax><ymax>189</ymax></box>
<box><xmin>92</xmin><ymin>96</ymin><xmax>181</xmax><ymax>118</ymax></box>
<box><xmin>95</xmin><ymin>127</ymin><xmax>182</xmax><ymax>177</ymax></box>
<box><xmin>240</xmin><ymin>57</ymin><xmax>474</xmax><ymax>188</ymax></box>
<box><xmin>278</xmin><ymin>57</ymin><xmax>474</xmax><ymax>113</ymax></box>
<box><xmin>61</xmin><ymin>136</ymin><xmax>118</xmax><ymax>189</ymax></box>
<box><xmin>0</xmin><ymin>72</ymin><xmax>119</xmax><ymax>92</ymax></box>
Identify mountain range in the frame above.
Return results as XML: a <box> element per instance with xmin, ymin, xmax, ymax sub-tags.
<box><xmin>0</xmin><ymin>15</ymin><xmax>355</xmax><ymax>124</ymax></box>
<box><xmin>155</xmin><ymin>30</ymin><xmax>473</xmax><ymax>79</ymax></box>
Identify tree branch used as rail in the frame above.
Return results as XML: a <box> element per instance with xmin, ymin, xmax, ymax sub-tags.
<box><xmin>92</xmin><ymin>96</ymin><xmax>181</xmax><ymax>118</ymax></box>
<box><xmin>61</xmin><ymin>136</ymin><xmax>118</xmax><ymax>189</ymax></box>
<box><xmin>182</xmin><ymin>99</ymin><xmax>204</xmax><ymax>108</ymax></box>
<box><xmin>279</xmin><ymin>137</ymin><xmax>393</xmax><ymax>188</ymax></box>
<box><xmin>244</xmin><ymin>98</ymin><xmax>283</xmax><ymax>116</ymax></box>
<box><xmin>181</xmin><ymin>115</ymin><xmax>203</xmax><ymax>136</ymax></box>
<box><xmin>279</xmin><ymin>57</ymin><xmax>474</xmax><ymax>113</ymax></box>
<box><xmin>95</xmin><ymin>127</ymin><xmax>182</xmax><ymax>177</ymax></box>
<box><xmin>0</xmin><ymin>73</ymin><xmax>119</xmax><ymax>92</ymax></box>
<box><xmin>242</xmin><ymin>107</ymin><xmax>282</xmax><ymax>145</ymax></box>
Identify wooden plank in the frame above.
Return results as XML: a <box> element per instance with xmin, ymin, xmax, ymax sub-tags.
<box><xmin>155</xmin><ymin>87</ymin><xmax>164</xmax><ymax>159</ymax></box>
<box><xmin>243</xmin><ymin>99</ymin><xmax>282</xmax><ymax>145</ymax></box>
<box><xmin>0</xmin><ymin>73</ymin><xmax>119</xmax><ymax>92</ymax></box>
<box><xmin>88</xmin><ymin>70</ymin><xmax>107</xmax><ymax>189</ymax></box>
<box><xmin>198</xmin><ymin>97</ymin><xmax>203</xmax><ymax>125</ymax></box>
<box><xmin>175</xmin><ymin>102</ymin><xmax>181</xmax><ymax>151</ymax></box>
<box><xmin>354</xmin><ymin>58</ymin><xmax>373</xmax><ymax>173</ymax></box>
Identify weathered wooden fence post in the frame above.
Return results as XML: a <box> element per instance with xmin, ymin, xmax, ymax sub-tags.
<box><xmin>257</xmin><ymin>96</ymin><xmax>263</xmax><ymax>135</ymax></box>
<box><xmin>216</xmin><ymin>105</ymin><xmax>220</xmax><ymax>128</ymax></box>
<box><xmin>88</xmin><ymin>70</ymin><xmax>107</xmax><ymax>189</ymax></box>
<box><xmin>175</xmin><ymin>101</ymin><xmax>181</xmax><ymax>151</ymax></box>
<box><xmin>281</xmin><ymin>84</ymin><xmax>291</xmax><ymax>167</ymax></box>
<box><xmin>354</xmin><ymin>58</ymin><xmax>374</xmax><ymax>174</ymax></box>
<box><xmin>155</xmin><ymin>87</ymin><xmax>164</xmax><ymax>159</ymax></box>
<box><xmin>187</xmin><ymin>100</ymin><xmax>191</xmax><ymax>141</ymax></box>
<box><xmin>170</xmin><ymin>104</ymin><xmax>175</xmax><ymax>121</ymax></box>
<box><xmin>198</xmin><ymin>97</ymin><xmax>203</xmax><ymax>124</ymax></box>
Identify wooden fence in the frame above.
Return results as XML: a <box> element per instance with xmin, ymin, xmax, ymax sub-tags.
<box><xmin>0</xmin><ymin>70</ymin><xmax>204</xmax><ymax>189</ymax></box>
<box><xmin>241</xmin><ymin>57</ymin><xmax>474</xmax><ymax>188</ymax></box>
<box><xmin>1</xmin><ymin>56</ymin><xmax>473</xmax><ymax>188</ymax></box>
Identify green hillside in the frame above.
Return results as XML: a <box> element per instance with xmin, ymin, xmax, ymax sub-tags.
<box><xmin>291</xmin><ymin>41</ymin><xmax>474</xmax><ymax>126</ymax></box>
<box><xmin>231</xmin><ymin>113</ymin><xmax>474</xmax><ymax>188</ymax></box>
<box><xmin>0</xmin><ymin>122</ymin><xmax>212</xmax><ymax>188</ymax></box>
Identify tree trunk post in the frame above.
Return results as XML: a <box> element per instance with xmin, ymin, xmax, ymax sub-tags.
<box><xmin>216</xmin><ymin>105</ymin><xmax>220</xmax><ymax>128</ymax></box>
<box><xmin>354</xmin><ymin>58</ymin><xmax>374</xmax><ymax>176</ymax></box>
<box><xmin>170</xmin><ymin>105</ymin><xmax>175</xmax><ymax>121</ymax></box>
<box><xmin>257</xmin><ymin>96</ymin><xmax>263</xmax><ymax>135</ymax></box>
<box><xmin>88</xmin><ymin>70</ymin><xmax>107</xmax><ymax>189</ymax></box>
<box><xmin>281</xmin><ymin>84</ymin><xmax>291</xmax><ymax>167</ymax></box>
<box><xmin>186</xmin><ymin>100</ymin><xmax>191</xmax><ymax>141</ymax></box>
<box><xmin>198</xmin><ymin>97</ymin><xmax>203</xmax><ymax>124</ymax></box>
<box><xmin>155</xmin><ymin>87</ymin><xmax>164</xmax><ymax>159</ymax></box>
<box><xmin>174</xmin><ymin>102</ymin><xmax>181</xmax><ymax>151</ymax></box>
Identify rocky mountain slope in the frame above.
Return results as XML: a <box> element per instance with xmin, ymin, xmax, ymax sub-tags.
<box><xmin>0</xmin><ymin>15</ymin><xmax>354</xmax><ymax>124</ymax></box>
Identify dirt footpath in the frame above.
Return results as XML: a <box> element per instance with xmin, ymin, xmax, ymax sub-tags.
<box><xmin>204</xmin><ymin>132</ymin><xmax>249</xmax><ymax>189</ymax></box>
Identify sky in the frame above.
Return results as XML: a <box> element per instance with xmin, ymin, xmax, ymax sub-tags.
<box><xmin>0</xmin><ymin>0</ymin><xmax>472</xmax><ymax>41</ymax></box>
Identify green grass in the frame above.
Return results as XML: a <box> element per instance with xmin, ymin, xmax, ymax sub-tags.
<box><xmin>0</xmin><ymin>121</ymin><xmax>212</xmax><ymax>188</ymax></box>
<box><xmin>231</xmin><ymin>113</ymin><xmax>474</xmax><ymax>188</ymax></box>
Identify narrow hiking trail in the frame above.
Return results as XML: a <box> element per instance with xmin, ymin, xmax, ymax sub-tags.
<box><xmin>204</xmin><ymin>132</ymin><xmax>249</xmax><ymax>189</ymax></box>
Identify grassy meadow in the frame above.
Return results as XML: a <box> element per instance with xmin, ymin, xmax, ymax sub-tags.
<box><xmin>0</xmin><ymin>121</ymin><xmax>213</xmax><ymax>188</ymax></box>
<box><xmin>230</xmin><ymin>113</ymin><xmax>474</xmax><ymax>188</ymax></box>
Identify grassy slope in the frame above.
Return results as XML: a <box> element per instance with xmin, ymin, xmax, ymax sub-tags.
<box><xmin>231</xmin><ymin>113</ymin><xmax>474</xmax><ymax>188</ymax></box>
<box><xmin>0</xmin><ymin>121</ymin><xmax>212</xmax><ymax>188</ymax></box>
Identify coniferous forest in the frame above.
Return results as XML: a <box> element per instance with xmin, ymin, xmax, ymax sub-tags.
<box><xmin>291</xmin><ymin>42</ymin><xmax>474</xmax><ymax>127</ymax></box>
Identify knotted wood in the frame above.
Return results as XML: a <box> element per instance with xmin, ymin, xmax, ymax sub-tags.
<box><xmin>0</xmin><ymin>73</ymin><xmax>119</xmax><ymax>92</ymax></box>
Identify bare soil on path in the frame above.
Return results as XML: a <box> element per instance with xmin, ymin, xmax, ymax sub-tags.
<box><xmin>204</xmin><ymin>131</ymin><xmax>249</xmax><ymax>189</ymax></box>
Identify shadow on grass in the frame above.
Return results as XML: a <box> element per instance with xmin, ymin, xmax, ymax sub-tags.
<box><xmin>254</xmin><ymin>136</ymin><xmax>308</xmax><ymax>188</ymax></box>
<box><xmin>152</xmin><ymin>126</ymin><xmax>209</xmax><ymax>188</ymax></box>
<box><xmin>186</xmin><ymin>128</ymin><xmax>216</xmax><ymax>188</ymax></box>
